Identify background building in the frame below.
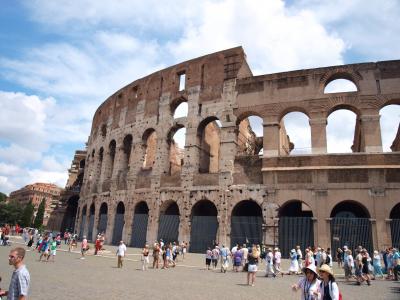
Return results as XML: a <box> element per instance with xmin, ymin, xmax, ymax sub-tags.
<box><xmin>9</xmin><ymin>183</ymin><xmax>62</xmax><ymax>226</ymax></box>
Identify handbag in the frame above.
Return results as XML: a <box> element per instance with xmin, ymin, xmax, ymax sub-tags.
<box><xmin>243</xmin><ymin>262</ymin><xmax>249</xmax><ymax>271</ymax></box>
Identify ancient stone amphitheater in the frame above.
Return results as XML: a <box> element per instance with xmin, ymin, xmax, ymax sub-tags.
<box><xmin>71</xmin><ymin>47</ymin><xmax>400</xmax><ymax>254</ymax></box>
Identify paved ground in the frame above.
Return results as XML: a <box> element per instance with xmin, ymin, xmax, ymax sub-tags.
<box><xmin>0</xmin><ymin>237</ymin><xmax>398</xmax><ymax>299</ymax></box>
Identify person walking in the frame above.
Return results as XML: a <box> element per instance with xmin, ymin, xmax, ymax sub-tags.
<box><xmin>265</xmin><ymin>248</ymin><xmax>275</xmax><ymax>277</ymax></box>
<box><xmin>291</xmin><ymin>264</ymin><xmax>320</xmax><ymax>300</ymax></box>
<box><xmin>80</xmin><ymin>236</ymin><xmax>88</xmax><ymax>259</ymax></box>
<box><xmin>247</xmin><ymin>246</ymin><xmax>259</xmax><ymax>286</ymax></box>
<box><xmin>220</xmin><ymin>244</ymin><xmax>230</xmax><ymax>273</ymax></box>
<box><xmin>288</xmin><ymin>249</ymin><xmax>299</xmax><ymax>275</ymax></box>
<box><xmin>318</xmin><ymin>264</ymin><xmax>340</xmax><ymax>300</ymax></box>
<box><xmin>142</xmin><ymin>244</ymin><xmax>150</xmax><ymax>271</ymax></box>
<box><xmin>273</xmin><ymin>247</ymin><xmax>282</xmax><ymax>276</ymax></box>
<box><xmin>152</xmin><ymin>242</ymin><xmax>160</xmax><ymax>269</ymax></box>
<box><xmin>0</xmin><ymin>247</ymin><xmax>30</xmax><ymax>300</ymax></box>
<box><xmin>116</xmin><ymin>240</ymin><xmax>127</xmax><ymax>268</ymax></box>
<box><xmin>372</xmin><ymin>250</ymin><xmax>384</xmax><ymax>279</ymax></box>
<box><xmin>47</xmin><ymin>237</ymin><xmax>57</xmax><ymax>262</ymax></box>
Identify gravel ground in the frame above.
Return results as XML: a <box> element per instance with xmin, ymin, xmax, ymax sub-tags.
<box><xmin>0</xmin><ymin>237</ymin><xmax>398</xmax><ymax>299</ymax></box>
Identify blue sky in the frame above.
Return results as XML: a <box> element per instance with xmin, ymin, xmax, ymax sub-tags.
<box><xmin>0</xmin><ymin>0</ymin><xmax>399</xmax><ymax>194</ymax></box>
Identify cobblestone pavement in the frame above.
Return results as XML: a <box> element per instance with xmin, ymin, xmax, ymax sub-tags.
<box><xmin>0</xmin><ymin>237</ymin><xmax>398</xmax><ymax>299</ymax></box>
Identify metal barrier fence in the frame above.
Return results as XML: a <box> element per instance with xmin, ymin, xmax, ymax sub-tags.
<box><xmin>230</xmin><ymin>216</ymin><xmax>263</xmax><ymax>248</ymax></box>
<box><xmin>130</xmin><ymin>213</ymin><xmax>149</xmax><ymax>247</ymax></box>
<box><xmin>279</xmin><ymin>217</ymin><xmax>314</xmax><ymax>258</ymax></box>
<box><xmin>190</xmin><ymin>216</ymin><xmax>218</xmax><ymax>253</ymax></box>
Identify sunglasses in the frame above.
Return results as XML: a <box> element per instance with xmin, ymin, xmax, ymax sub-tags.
<box><xmin>8</xmin><ymin>255</ymin><xmax>17</xmax><ymax>259</ymax></box>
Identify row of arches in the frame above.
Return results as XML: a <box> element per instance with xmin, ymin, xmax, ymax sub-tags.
<box><xmin>73</xmin><ymin>199</ymin><xmax>400</xmax><ymax>254</ymax></box>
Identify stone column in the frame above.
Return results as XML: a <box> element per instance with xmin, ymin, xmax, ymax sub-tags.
<box><xmin>360</xmin><ymin>110</ymin><xmax>383</xmax><ymax>153</ymax></box>
<box><xmin>92</xmin><ymin>204</ymin><xmax>100</xmax><ymax>240</ymax></box>
<box><xmin>263</xmin><ymin>117</ymin><xmax>280</xmax><ymax>157</ymax></box>
<box><xmin>309</xmin><ymin>117</ymin><xmax>327</xmax><ymax>154</ymax></box>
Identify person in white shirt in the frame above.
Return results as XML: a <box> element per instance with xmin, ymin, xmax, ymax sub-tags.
<box><xmin>265</xmin><ymin>248</ymin><xmax>275</xmax><ymax>277</ymax></box>
<box><xmin>116</xmin><ymin>240</ymin><xmax>127</xmax><ymax>268</ymax></box>
<box><xmin>291</xmin><ymin>264</ymin><xmax>320</xmax><ymax>300</ymax></box>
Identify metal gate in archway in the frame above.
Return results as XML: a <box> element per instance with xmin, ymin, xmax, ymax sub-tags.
<box><xmin>98</xmin><ymin>213</ymin><xmax>107</xmax><ymax>234</ymax></box>
<box><xmin>157</xmin><ymin>215</ymin><xmax>180</xmax><ymax>244</ymax></box>
<box><xmin>190</xmin><ymin>216</ymin><xmax>218</xmax><ymax>253</ymax></box>
<box><xmin>279</xmin><ymin>217</ymin><xmax>314</xmax><ymax>258</ymax></box>
<box><xmin>391</xmin><ymin>219</ymin><xmax>400</xmax><ymax>249</ymax></box>
<box><xmin>87</xmin><ymin>214</ymin><xmax>94</xmax><ymax>241</ymax></box>
<box><xmin>331</xmin><ymin>218</ymin><xmax>373</xmax><ymax>255</ymax></box>
<box><xmin>230</xmin><ymin>216</ymin><xmax>263</xmax><ymax>247</ymax></box>
<box><xmin>112</xmin><ymin>213</ymin><xmax>125</xmax><ymax>245</ymax></box>
<box><xmin>130</xmin><ymin>214</ymin><xmax>149</xmax><ymax>247</ymax></box>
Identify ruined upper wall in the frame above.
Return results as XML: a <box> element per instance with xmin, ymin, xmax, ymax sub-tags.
<box><xmin>236</xmin><ymin>59</ymin><xmax>400</xmax><ymax>119</ymax></box>
<box><xmin>90</xmin><ymin>46</ymin><xmax>251</xmax><ymax>138</ymax></box>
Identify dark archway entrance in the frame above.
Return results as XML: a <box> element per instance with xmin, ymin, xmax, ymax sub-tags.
<box><xmin>157</xmin><ymin>201</ymin><xmax>180</xmax><ymax>244</ymax></box>
<box><xmin>279</xmin><ymin>201</ymin><xmax>314</xmax><ymax>258</ymax></box>
<box><xmin>330</xmin><ymin>201</ymin><xmax>373</xmax><ymax>255</ymax></box>
<box><xmin>230</xmin><ymin>200</ymin><xmax>263</xmax><ymax>247</ymax></box>
<box><xmin>130</xmin><ymin>202</ymin><xmax>149</xmax><ymax>247</ymax></box>
<box><xmin>87</xmin><ymin>204</ymin><xmax>95</xmax><ymax>241</ymax></box>
<box><xmin>112</xmin><ymin>202</ymin><xmax>125</xmax><ymax>245</ymax></box>
<box><xmin>190</xmin><ymin>200</ymin><xmax>218</xmax><ymax>253</ymax></box>
<box><xmin>390</xmin><ymin>203</ymin><xmax>400</xmax><ymax>249</ymax></box>
<box><xmin>79</xmin><ymin>205</ymin><xmax>87</xmax><ymax>238</ymax></box>
<box><xmin>97</xmin><ymin>203</ymin><xmax>108</xmax><ymax>235</ymax></box>
<box><xmin>61</xmin><ymin>196</ymin><xmax>79</xmax><ymax>233</ymax></box>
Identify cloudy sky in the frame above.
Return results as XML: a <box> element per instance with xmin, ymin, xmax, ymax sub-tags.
<box><xmin>0</xmin><ymin>0</ymin><xmax>399</xmax><ymax>194</ymax></box>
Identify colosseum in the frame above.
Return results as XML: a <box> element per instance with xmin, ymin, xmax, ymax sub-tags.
<box><xmin>69</xmin><ymin>46</ymin><xmax>400</xmax><ymax>255</ymax></box>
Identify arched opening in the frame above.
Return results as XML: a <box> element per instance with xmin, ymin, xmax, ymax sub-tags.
<box><xmin>79</xmin><ymin>159</ymin><xmax>85</xmax><ymax>169</ymax></box>
<box><xmin>142</xmin><ymin>129</ymin><xmax>157</xmax><ymax>168</ymax></box>
<box><xmin>112</xmin><ymin>202</ymin><xmax>125</xmax><ymax>245</ymax></box>
<box><xmin>130</xmin><ymin>201</ymin><xmax>149</xmax><ymax>247</ymax></box>
<box><xmin>107</xmin><ymin>140</ymin><xmax>116</xmax><ymax>180</ymax></box>
<box><xmin>230</xmin><ymin>200</ymin><xmax>262</xmax><ymax>247</ymax></box>
<box><xmin>79</xmin><ymin>205</ymin><xmax>87</xmax><ymax>238</ymax></box>
<box><xmin>236</xmin><ymin>114</ymin><xmax>263</xmax><ymax>156</ymax></box>
<box><xmin>324</xmin><ymin>78</ymin><xmax>358</xmax><ymax>94</ymax></box>
<box><xmin>118</xmin><ymin>135</ymin><xmax>132</xmax><ymax>188</ymax></box>
<box><xmin>173</xmin><ymin>101</ymin><xmax>188</xmax><ymax>119</ymax></box>
<box><xmin>281</xmin><ymin>112</ymin><xmax>311</xmax><ymax>155</ymax></box>
<box><xmin>379</xmin><ymin>104</ymin><xmax>400</xmax><ymax>152</ymax></box>
<box><xmin>190</xmin><ymin>200</ymin><xmax>218</xmax><ymax>253</ymax></box>
<box><xmin>61</xmin><ymin>195</ymin><xmax>79</xmax><ymax>233</ymax></box>
<box><xmin>87</xmin><ymin>203</ymin><xmax>95</xmax><ymax>241</ymax></box>
<box><xmin>197</xmin><ymin>117</ymin><xmax>221</xmax><ymax>173</ymax></box>
<box><xmin>97</xmin><ymin>203</ymin><xmax>108</xmax><ymax>235</ymax></box>
<box><xmin>390</xmin><ymin>203</ymin><xmax>400</xmax><ymax>249</ymax></box>
<box><xmin>327</xmin><ymin>108</ymin><xmax>358</xmax><ymax>153</ymax></box>
<box><xmin>167</xmin><ymin>126</ymin><xmax>186</xmax><ymax>175</ymax></box>
<box><xmin>278</xmin><ymin>200</ymin><xmax>314</xmax><ymax>257</ymax></box>
<box><xmin>157</xmin><ymin>201</ymin><xmax>180</xmax><ymax>244</ymax></box>
<box><xmin>330</xmin><ymin>200</ymin><xmax>373</xmax><ymax>255</ymax></box>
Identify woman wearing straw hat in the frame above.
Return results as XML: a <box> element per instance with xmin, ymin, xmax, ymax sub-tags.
<box><xmin>291</xmin><ymin>264</ymin><xmax>320</xmax><ymax>300</ymax></box>
<box><xmin>318</xmin><ymin>264</ymin><xmax>340</xmax><ymax>300</ymax></box>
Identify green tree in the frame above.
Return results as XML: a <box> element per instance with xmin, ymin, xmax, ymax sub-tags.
<box><xmin>0</xmin><ymin>201</ymin><xmax>23</xmax><ymax>225</ymax></box>
<box><xmin>34</xmin><ymin>198</ymin><xmax>46</xmax><ymax>229</ymax></box>
<box><xmin>0</xmin><ymin>192</ymin><xmax>7</xmax><ymax>202</ymax></box>
<box><xmin>21</xmin><ymin>200</ymin><xmax>35</xmax><ymax>227</ymax></box>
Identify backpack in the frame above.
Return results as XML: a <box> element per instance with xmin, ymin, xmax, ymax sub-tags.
<box><xmin>326</xmin><ymin>255</ymin><xmax>331</xmax><ymax>264</ymax></box>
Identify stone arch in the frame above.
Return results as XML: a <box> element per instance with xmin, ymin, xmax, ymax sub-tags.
<box><xmin>87</xmin><ymin>203</ymin><xmax>96</xmax><ymax>241</ymax></box>
<box><xmin>171</xmin><ymin>96</ymin><xmax>188</xmax><ymax>119</ymax></box>
<box><xmin>379</xmin><ymin>102</ymin><xmax>400</xmax><ymax>152</ymax></box>
<box><xmin>390</xmin><ymin>203</ymin><xmax>400</xmax><ymax>248</ymax></box>
<box><xmin>330</xmin><ymin>200</ymin><xmax>373</xmax><ymax>255</ymax></box>
<box><xmin>112</xmin><ymin>201</ymin><xmax>125</xmax><ymax>245</ymax></box>
<box><xmin>167</xmin><ymin>124</ymin><xmax>186</xmax><ymax>175</ymax></box>
<box><xmin>235</xmin><ymin>113</ymin><xmax>263</xmax><ymax>156</ymax></box>
<box><xmin>157</xmin><ymin>200</ymin><xmax>180</xmax><ymax>244</ymax></box>
<box><xmin>79</xmin><ymin>205</ymin><xmax>87</xmax><ymax>238</ymax></box>
<box><xmin>280</xmin><ymin>110</ymin><xmax>311</xmax><ymax>155</ymax></box>
<box><xmin>141</xmin><ymin>128</ymin><xmax>157</xmax><ymax>168</ymax></box>
<box><xmin>320</xmin><ymin>69</ymin><xmax>362</xmax><ymax>93</ymax></box>
<box><xmin>197</xmin><ymin>116</ymin><xmax>221</xmax><ymax>173</ymax></box>
<box><xmin>278</xmin><ymin>200</ymin><xmax>314</xmax><ymax>257</ymax></box>
<box><xmin>106</xmin><ymin>140</ymin><xmax>117</xmax><ymax>181</ymax></box>
<box><xmin>61</xmin><ymin>195</ymin><xmax>79</xmax><ymax>232</ymax></box>
<box><xmin>190</xmin><ymin>199</ymin><xmax>219</xmax><ymax>253</ymax></box>
<box><xmin>130</xmin><ymin>201</ymin><xmax>150</xmax><ymax>247</ymax></box>
<box><xmin>97</xmin><ymin>202</ymin><xmax>108</xmax><ymax>235</ymax></box>
<box><xmin>230</xmin><ymin>200</ymin><xmax>263</xmax><ymax>247</ymax></box>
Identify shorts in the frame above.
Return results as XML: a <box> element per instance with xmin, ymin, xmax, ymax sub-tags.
<box><xmin>51</xmin><ymin>250</ymin><xmax>56</xmax><ymax>256</ymax></box>
<box><xmin>206</xmin><ymin>258</ymin><xmax>211</xmax><ymax>265</ymax></box>
<box><xmin>248</xmin><ymin>264</ymin><xmax>257</xmax><ymax>273</ymax></box>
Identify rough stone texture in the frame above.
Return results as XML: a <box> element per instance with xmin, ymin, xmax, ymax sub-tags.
<box><xmin>74</xmin><ymin>46</ymin><xmax>400</xmax><ymax>250</ymax></box>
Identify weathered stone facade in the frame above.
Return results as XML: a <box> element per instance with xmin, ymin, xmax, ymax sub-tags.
<box><xmin>75</xmin><ymin>47</ymin><xmax>400</xmax><ymax>252</ymax></box>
